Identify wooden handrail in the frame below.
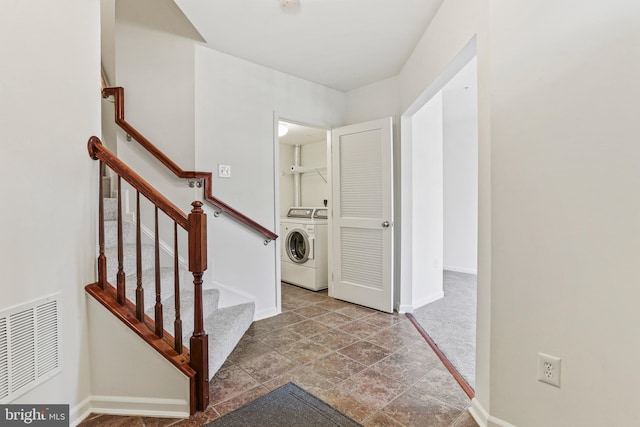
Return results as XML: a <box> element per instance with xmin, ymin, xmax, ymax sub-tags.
<box><xmin>88</xmin><ymin>136</ymin><xmax>189</xmax><ymax>229</ymax></box>
<box><xmin>102</xmin><ymin>86</ymin><xmax>278</xmax><ymax>243</ymax></box>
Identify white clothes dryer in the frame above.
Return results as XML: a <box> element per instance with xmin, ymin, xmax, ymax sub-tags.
<box><xmin>281</xmin><ymin>207</ymin><xmax>328</xmax><ymax>291</ymax></box>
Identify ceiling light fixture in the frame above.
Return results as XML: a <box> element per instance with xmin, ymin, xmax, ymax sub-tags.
<box><xmin>279</xmin><ymin>0</ymin><xmax>300</xmax><ymax>9</ymax></box>
<box><xmin>278</xmin><ymin>123</ymin><xmax>289</xmax><ymax>137</ymax></box>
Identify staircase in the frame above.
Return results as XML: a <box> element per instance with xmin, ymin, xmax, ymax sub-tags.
<box><xmin>87</xmin><ymin>86</ymin><xmax>277</xmax><ymax>415</ymax></box>
<box><xmin>102</xmin><ymin>197</ymin><xmax>255</xmax><ymax>378</ymax></box>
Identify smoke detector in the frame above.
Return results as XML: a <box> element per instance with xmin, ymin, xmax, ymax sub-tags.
<box><xmin>279</xmin><ymin>0</ymin><xmax>300</xmax><ymax>9</ymax></box>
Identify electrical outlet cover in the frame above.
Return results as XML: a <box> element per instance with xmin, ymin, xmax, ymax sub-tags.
<box><xmin>537</xmin><ymin>352</ymin><xmax>561</xmax><ymax>387</ymax></box>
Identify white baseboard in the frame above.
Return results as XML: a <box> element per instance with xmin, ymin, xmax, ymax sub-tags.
<box><xmin>443</xmin><ymin>265</ymin><xmax>477</xmax><ymax>275</ymax></box>
<box><xmin>71</xmin><ymin>395</ymin><xmax>189</xmax><ymax>425</ymax></box>
<box><xmin>70</xmin><ymin>396</ymin><xmax>93</xmax><ymax>426</ymax></box>
<box><xmin>414</xmin><ymin>291</ymin><xmax>444</xmax><ymax>310</ymax></box>
<box><xmin>397</xmin><ymin>291</ymin><xmax>444</xmax><ymax>313</ymax></box>
<box><xmin>70</xmin><ymin>395</ymin><xmax>189</xmax><ymax>426</ymax></box>
<box><xmin>255</xmin><ymin>306</ymin><xmax>279</xmax><ymax>321</ymax></box>
<box><xmin>398</xmin><ymin>304</ymin><xmax>414</xmax><ymax>314</ymax></box>
<box><xmin>210</xmin><ymin>280</ymin><xmax>254</xmax><ymax>308</ymax></box>
<box><xmin>470</xmin><ymin>398</ymin><xmax>517</xmax><ymax>427</ymax></box>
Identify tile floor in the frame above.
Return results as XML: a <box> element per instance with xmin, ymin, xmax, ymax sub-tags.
<box><xmin>79</xmin><ymin>283</ymin><xmax>478</xmax><ymax>427</ymax></box>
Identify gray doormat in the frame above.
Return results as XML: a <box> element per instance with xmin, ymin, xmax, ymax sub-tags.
<box><xmin>206</xmin><ymin>383</ymin><xmax>362</xmax><ymax>427</ymax></box>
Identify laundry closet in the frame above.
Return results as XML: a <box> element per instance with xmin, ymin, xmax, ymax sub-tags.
<box><xmin>278</xmin><ymin>121</ymin><xmax>329</xmax><ymax>291</ymax></box>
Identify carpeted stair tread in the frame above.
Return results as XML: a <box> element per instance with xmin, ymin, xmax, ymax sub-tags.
<box><xmin>198</xmin><ymin>302</ymin><xmax>255</xmax><ymax>378</ymax></box>
<box><xmin>104</xmin><ymin>220</ymin><xmax>135</xmax><ymax>248</ymax></box>
<box><xmin>100</xmin><ymin>205</ymin><xmax>255</xmax><ymax>382</ymax></box>
<box><xmin>120</xmin><ymin>266</ymin><xmax>181</xmax><ymax>312</ymax></box>
<box><xmin>105</xmin><ymin>243</ymin><xmax>155</xmax><ymax>281</ymax></box>
<box><xmin>149</xmin><ymin>288</ymin><xmax>221</xmax><ymax>340</ymax></box>
<box><xmin>103</xmin><ymin>197</ymin><xmax>118</xmax><ymax>221</ymax></box>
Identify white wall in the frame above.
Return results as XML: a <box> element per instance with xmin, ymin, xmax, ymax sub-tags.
<box><xmin>300</xmin><ymin>140</ymin><xmax>329</xmax><ymax>207</ymax></box>
<box><xmin>0</xmin><ymin>0</ymin><xmax>100</xmax><ymax>419</ymax></box>
<box><xmin>279</xmin><ymin>144</ymin><xmax>295</xmax><ymax>215</ymax></box>
<box><xmin>87</xmin><ymin>299</ymin><xmax>190</xmax><ymax>417</ymax></box>
<box><xmin>194</xmin><ymin>46</ymin><xmax>345</xmax><ymax>318</ymax></box>
<box><xmin>114</xmin><ymin>0</ymin><xmax>202</xmax><ymax>196</ymax></box>
<box><xmin>410</xmin><ymin>92</ymin><xmax>444</xmax><ymax>308</ymax></box>
<box><xmin>394</xmin><ymin>0</ymin><xmax>491</xmax><ymax>411</ymax></box>
<box><xmin>443</xmin><ymin>58</ymin><xmax>478</xmax><ymax>274</ymax></box>
<box><xmin>488</xmin><ymin>1</ymin><xmax>640</xmax><ymax>425</ymax></box>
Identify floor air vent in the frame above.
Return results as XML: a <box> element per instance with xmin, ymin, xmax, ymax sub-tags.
<box><xmin>0</xmin><ymin>294</ymin><xmax>61</xmax><ymax>403</ymax></box>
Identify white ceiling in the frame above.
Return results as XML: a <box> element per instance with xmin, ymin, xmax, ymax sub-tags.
<box><xmin>173</xmin><ymin>0</ymin><xmax>445</xmax><ymax>92</ymax></box>
<box><xmin>279</xmin><ymin>121</ymin><xmax>327</xmax><ymax>146</ymax></box>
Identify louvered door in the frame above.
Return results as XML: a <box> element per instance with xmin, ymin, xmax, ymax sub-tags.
<box><xmin>330</xmin><ymin>117</ymin><xmax>393</xmax><ymax>312</ymax></box>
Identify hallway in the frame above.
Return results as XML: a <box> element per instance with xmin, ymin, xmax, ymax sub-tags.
<box><xmin>80</xmin><ymin>284</ymin><xmax>477</xmax><ymax>426</ymax></box>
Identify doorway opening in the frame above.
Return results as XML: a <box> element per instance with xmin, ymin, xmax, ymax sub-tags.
<box><xmin>277</xmin><ymin>120</ymin><xmax>330</xmax><ymax>307</ymax></box>
<box><xmin>401</xmin><ymin>48</ymin><xmax>478</xmax><ymax>395</ymax></box>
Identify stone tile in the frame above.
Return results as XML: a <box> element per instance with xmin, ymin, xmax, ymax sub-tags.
<box><xmin>318</xmin><ymin>387</ymin><xmax>377</xmax><ymax>423</ymax></box>
<box><xmin>281</xmin><ymin>298</ymin><xmax>312</xmax><ymax>311</ymax></box>
<box><xmin>336</xmin><ymin>304</ymin><xmax>377</xmax><ymax>319</ymax></box>
<box><xmin>314</xmin><ymin>311</ymin><xmax>355</xmax><ymax>328</ymax></box>
<box><xmin>78</xmin><ymin>414</ymin><xmax>144</xmax><ymax>426</ymax></box>
<box><xmin>258</xmin><ymin>328</ymin><xmax>304</xmax><ymax>351</ymax></box>
<box><xmin>169</xmin><ymin>407</ymin><xmax>220</xmax><ymax>426</ymax></box>
<box><xmin>226</xmin><ymin>336</ymin><xmax>273</xmax><ymax>364</ymax></box>
<box><xmin>382</xmin><ymin>388</ymin><xmax>462</xmax><ymax>427</ymax></box>
<box><xmin>309</xmin><ymin>352</ymin><xmax>367</xmax><ymax>384</ymax></box>
<box><xmin>450</xmin><ymin>410</ymin><xmax>479</xmax><ymax>427</ymax></box>
<box><xmin>286</xmin><ymin>319</ymin><xmax>331</xmax><ymax>337</ymax></box>
<box><xmin>316</xmin><ymin>298</ymin><xmax>352</xmax><ymax>311</ymax></box>
<box><xmin>282</xmin><ymin>338</ymin><xmax>332</xmax><ymax>364</ymax></box>
<box><xmin>141</xmin><ymin>417</ymin><xmax>182</xmax><ymax>427</ymax></box>
<box><xmin>294</xmin><ymin>304</ymin><xmax>331</xmax><ymax>318</ymax></box>
<box><xmin>366</xmin><ymin>327</ymin><xmax>422</xmax><ymax>351</ymax></box>
<box><xmin>413</xmin><ymin>367</ymin><xmax>471</xmax><ymax>410</ymax></box>
<box><xmin>213</xmin><ymin>386</ymin><xmax>270</xmax><ymax>416</ymax></box>
<box><xmin>236</xmin><ymin>350</ymin><xmax>297</xmax><ymax>383</ymax></box>
<box><xmin>362</xmin><ymin>411</ymin><xmax>406</xmax><ymax>427</ymax></box>
<box><xmin>209</xmin><ymin>364</ymin><xmax>261</xmax><ymax>405</ymax></box>
<box><xmin>338</xmin><ymin>319</ymin><xmax>383</xmax><ymax>339</ymax></box>
<box><xmin>294</xmin><ymin>292</ymin><xmax>328</xmax><ymax>304</ymax></box>
<box><xmin>339</xmin><ymin>341</ymin><xmax>392</xmax><ymax>366</ymax></box>
<box><xmin>339</xmin><ymin>369</ymin><xmax>407</xmax><ymax>410</ymax></box>
<box><xmin>263</xmin><ymin>366</ymin><xmax>334</xmax><ymax>396</ymax></box>
<box><xmin>248</xmin><ymin>311</ymin><xmax>306</xmax><ymax>336</ymax></box>
<box><xmin>313</xmin><ymin>329</ymin><xmax>361</xmax><ymax>351</ymax></box>
<box><xmin>362</xmin><ymin>311</ymin><xmax>404</xmax><ymax>328</ymax></box>
<box><xmin>369</xmin><ymin>352</ymin><xmax>439</xmax><ymax>385</ymax></box>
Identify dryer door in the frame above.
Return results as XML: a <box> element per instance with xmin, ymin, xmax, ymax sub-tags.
<box><xmin>285</xmin><ymin>229</ymin><xmax>312</xmax><ymax>263</ymax></box>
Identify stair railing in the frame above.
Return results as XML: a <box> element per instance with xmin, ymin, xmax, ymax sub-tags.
<box><xmin>102</xmin><ymin>86</ymin><xmax>278</xmax><ymax>244</ymax></box>
<box><xmin>87</xmin><ymin>136</ymin><xmax>209</xmax><ymax>413</ymax></box>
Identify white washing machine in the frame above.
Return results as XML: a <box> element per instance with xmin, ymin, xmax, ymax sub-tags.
<box><xmin>281</xmin><ymin>207</ymin><xmax>328</xmax><ymax>291</ymax></box>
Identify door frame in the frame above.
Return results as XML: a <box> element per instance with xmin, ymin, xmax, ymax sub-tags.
<box><xmin>399</xmin><ymin>39</ymin><xmax>478</xmax><ymax>313</ymax></box>
<box><xmin>272</xmin><ymin>112</ymin><xmax>331</xmax><ymax>312</ymax></box>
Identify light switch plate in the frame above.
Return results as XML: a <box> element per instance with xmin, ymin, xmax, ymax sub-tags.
<box><xmin>219</xmin><ymin>164</ymin><xmax>231</xmax><ymax>178</ymax></box>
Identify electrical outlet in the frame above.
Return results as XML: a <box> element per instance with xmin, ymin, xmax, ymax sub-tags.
<box><xmin>537</xmin><ymin>352</ymin><xmax>561</xmax><ymax>387</ymax></box>
<box><xmin>218</xmin><ymin>164</ymin><xmax>231</xmax><ymax>178</ymax></box>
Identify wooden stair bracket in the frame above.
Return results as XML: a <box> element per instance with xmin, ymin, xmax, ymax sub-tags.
<box><xmin>102</xmin><ymin>86</ymin><xmax>277</xmax><ymax>244</ymax></box>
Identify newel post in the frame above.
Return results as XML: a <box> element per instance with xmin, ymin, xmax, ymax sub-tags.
<box><xmin>188</xmin><ymin>201</ymin><xmax>209</xmax><ymax>411</ymax></box>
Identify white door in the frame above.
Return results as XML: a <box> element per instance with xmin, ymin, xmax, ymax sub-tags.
<box><xmin>329</xmin><ymin>117</ymin><xmax>393</xmax><ymax>312</ymax></box>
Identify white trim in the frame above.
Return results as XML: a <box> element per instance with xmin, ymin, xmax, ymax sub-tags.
<box><xmin>255</xmin><ymin>306</ymin><xmax>279</xmax><ymax>321</ymax></box>
<box><xmin>398</xmin><ymin>304</ymin><xmax>414</xmax><ymax>314</ymax></box>
<box><xmin>444</xmin><ymin>265</ymin><xmax>477</xmax><ymax>275</ymax></box>
<box><xmin>470</xmin><ymin>398</ymin><xmax>518</xmax><ymax>427</ymax></box>
<box><xmin>414</xmin><ymin>291</ymin><xmax>444</xmax><ymax>310</ymax></box>
<box><xmin>71</xmin><ymin>395</ymin><xmax>189</xmax><ymax>425</ymax></box>
<box><xmin>70</xmin><ymin>396</ymin><xmax>92</xmax><ymax>426</ymax></box>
